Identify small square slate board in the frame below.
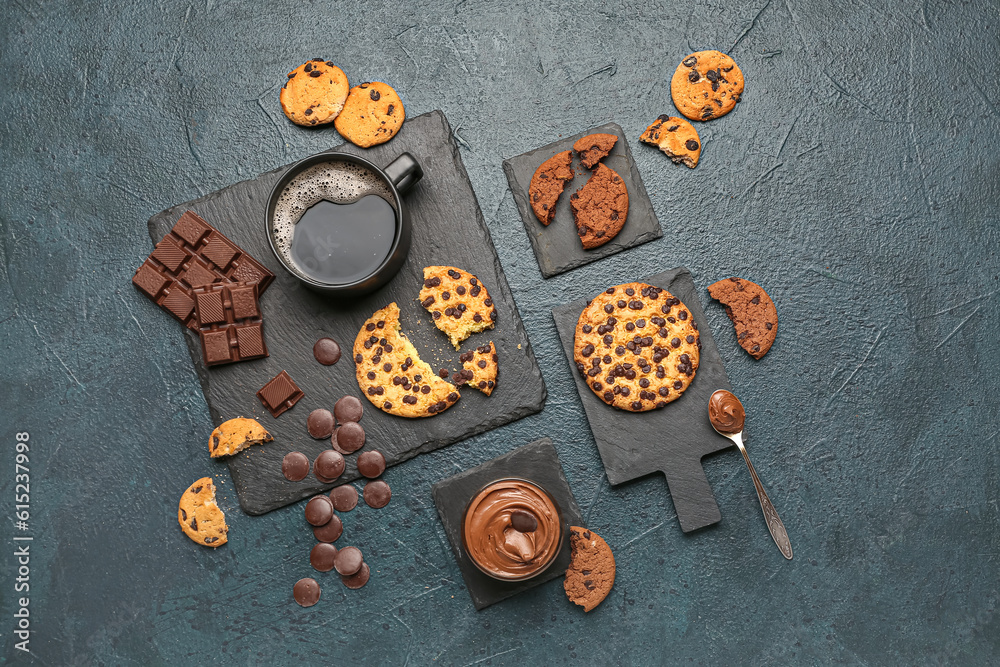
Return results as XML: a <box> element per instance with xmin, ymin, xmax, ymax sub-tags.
<box><xmin>502</xmin><ymin>122</ymin><xmax>662</xmax><ymax>278</ymax></box>
<box><xmin>146</xmin><ymin>111</ymin><xmax>546</xmax><ymax>516</ymax></box>
<box><xmin>552</xmin><ymin>267</ymin><xmax>733</xmax><ymax>533</ymax></box>
<box><xmin>432</xmin><ymin>438</ymin><xmax>583</xmax><ymax>610</ymax></box>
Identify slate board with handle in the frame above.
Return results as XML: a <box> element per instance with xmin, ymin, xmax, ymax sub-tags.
<box><xmin>552</xmin><ymin>267</ymin><xmax>732</xmax><ymax>532</ymax></box>
<box><xmin>147</xmin><ymin>111</ymin><xmax>546</xmax><ymax>515</ymax></box>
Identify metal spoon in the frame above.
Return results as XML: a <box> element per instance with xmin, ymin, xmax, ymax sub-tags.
<box><xmin>708</xmin><ymin>389</ymin><xmax>793</xmax><ymax>560</ymax></box>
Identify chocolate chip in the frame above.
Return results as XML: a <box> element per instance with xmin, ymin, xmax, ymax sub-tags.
<box><xmin>751</xmin><ymin>295</ymin><xmax>760</xmax><ymax>305</ymax></box>
<box><xmin>478</xmin><ymin>360</ymin><xmax>487</xmax><ymax>369</ymax></box>
<box><xmin>671</xmin><ymin>338</ymin><xmax>681</xmax><ymax>348</ymax></box>
<box><xmin>309</xmin><ymin>70</ymin><xmax>322</xmax><ymax>78</ymax></box>
<box><xmin>688</xmin><ymin>70</ymin><xmax>700</xmax><ymax>83</ymax></box>
<box><xmin>421</xmin><ymin>296</ymin><xmax>435</xmax><ymax>307</ymax></box>
<box><xmin>766</xmin><ymin>322</ymin><xmax>773</xmax><ymax>330</ymax></box>
<box><xmin>304</xmin><ymin>108</ymin><xmax>313</xmax><ymax>116</ymax></box>
<box><xmin>304</xmin><ymin>63</ymin><xmax>313</xmax><ymax>72</ymax></box>
<box><xmin>456</xmin><ymin>286</ymin><xmax>466</xmax><ymax>295</ymax></box>
<box><xmin>685</xmin><ymin>139</ymin><xmax>699</xmax><ymax>151</ymax></box>
<box><xmin>439</xmin><ymin>368</ymin><xmax>449</xmax><ymax>378</ymax></box>
<box><xmin>582</xmin><ymin>324</ymin><xmax>593</xmax><ymax>333</ymax></box>
<box><xmin>442</xmin><ymin>291</ymin><xmax>450</xmax><ymax>300</ymax></box>
<box><xmin>603</xmin><ymin>391</ymin><xmax>614</xmax><ymax>402</ymax></box>
<box><xmin>387</xmin><ymin>103</ymin><xmax>395</xmax><ymax>115</ymax></box>
<box><xmin>370</xmin><ymin>89</ymin><xmax>381</xmax><ymax>101</ymax></box>
<box><xmin>447</xmin><ymin>392</ymin><xmax>458</xmax><ymax>402</ymax></box>
<box><xmin>683</xmin><ymin>55</ymin><xmax>697</xmax><ymax>67</ymax></box>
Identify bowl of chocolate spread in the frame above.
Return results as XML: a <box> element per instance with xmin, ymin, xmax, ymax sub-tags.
<box><xmin>461</xmin><ymin>478</ymin><xmax>563</xmax><ymax>581</ymax></box>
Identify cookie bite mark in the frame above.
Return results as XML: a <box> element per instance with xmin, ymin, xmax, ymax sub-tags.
<box><xmin>280</xmin><ymin>60</ymin><xmax>350</xmax><ymax>127</ymax></box>
<box><xmin>208</xmin><ymin>417</ymin><xmax>273</xmax><ymax>458</ymax></box>
<box><xmin>564</xmin><ymin>527</ymin><xmax>615</xmax><ymax>612</ymax></box>
<box><xmin>670</xmin><ymin>50</ymin><xmax>744</xmax><ymax>122</ymax></box>
<box><xmin>334</xmin><ymin>82</ymin><xmax>405</xmax><ymax>148</ymax></box>
<box><xmin>639</xmin><ymin>115</ymin><xmax>701</xmax><ymax>168</ymax></box>
<box><xmin>528</xmin><ymin>151</ymin><xmax>574</xmax><ymax>226</ymax></box>
<box><xmin>352</xmin><ymin>302</ymin><xmax>460</xmax><ymax>418</ymax></box>
<box><xmin>570</xmin><ymin>163</ymin><xmax>629</xmax><ymax>250</ymax></box>
<box><xmin>572</xmin><ymin>133</ymin><xmax>618</xmax><ymax>169</ymax></box>
<box><xmin>454</xmin><ymin>341</ymin><xmax>498</xmax><ymax>396</ymax></box>
<box><xmin>707</xmin><ymin>277</ymin><xmax>777</xmax><ymax>359</ymax></box>
<box><xmin>178</xmin><ymin>477</ymin><xmax>228</xmax><ymax>548</ymax></box>
<box><xmin>418</xmin><ymin>266</ymin><xmax>496</xmax><ymax>349</ymax></box>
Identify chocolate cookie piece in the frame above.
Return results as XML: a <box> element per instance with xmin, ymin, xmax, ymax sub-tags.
<box><xmin>574</xmin><ymin>283</ymin><xmax>701</xmax><ymax>412</ymax></box>
<box><xmin>639</xmin><ymin>115</ymin><xmax>701</xmax><ymax>168</ymax></box>
<box><xmin>177</xmin><ymin>477</ymin><xmax>228</xmax><ymax>548</ymax></box>
<box><xmin>454</xmin><ymin>342</ymin><xmax>498</xmax><ymax>396</ymax></box>
<box><xmin>570</xmin><ymin>163</ymin><xmax>629</xmax><ymax>250</ymax></box>
<box><xmin>528</xmin><ymin>151</ymin><xmax>574</xmax><ymax>226</ymax></box>
<box><xmin>670</xmin><ymin>51</ymin><xmax>744</xmax><ymax>121</ymax></box>
<box><xmin>280</xmin><ymin>59</ymin><xmax>349</xmax><ymax>127</ymax></box>
<box><xmin>572</xmin><ymin>133</ymin><xmax>618</xmax><ymax>169</ymax></box>
<box><xmin>333</xmin><ymin>82</ymin><xmax>405</xmax><ymax>148</ymax></box>
<box><xmin>208</xmin><ymin>417</ymin><xmax>272</xmax><ymax>458</ymax></box>
<box><xmin>564</xmin><ymin>526</ymin><xmax>615</xmax><ymax>612</ymax></box>
<box><xmin>353</xmin><ymin>302</ymin><xmax>460</xmax><ymax>418</ymax></box>
<box><xmin>419</xmin><ymin>266</ymin><xmax>496</xmax><ymax>350</ymax></box>
<box><xmin>707</xmin><ymin>277</ymin><xmax>777</xmax><ymax>359</ymax></box>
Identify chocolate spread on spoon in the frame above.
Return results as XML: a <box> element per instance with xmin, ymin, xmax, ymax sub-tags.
<box><xmin>709</xmin><ymin>389</ymin><xmax>745</xmax><ymax>434</ymax></box>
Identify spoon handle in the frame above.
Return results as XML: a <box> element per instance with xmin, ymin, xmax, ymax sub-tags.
<box><xmin>735</xmin><ymin>439</ymin><xmax>793</xmax><ymax>560</ymax></box>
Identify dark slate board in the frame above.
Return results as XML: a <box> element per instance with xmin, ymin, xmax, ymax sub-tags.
<box><xmin>147</xmin><ymin>110</ymin><xmax>546</xmax><ymax>516</ymax></box>
<box><xmin>552</xmin><ymin>267</ymin><xmax>732</xmax><ymax>533</ymax></box>
<box><xmin>431</xmin><ymin>437</ymin><xmax>583</xmax><ymax>610</ymax></box>
<box><xmin>502</xmin><ymin>122</ymin><xmax>662</xmax><ymax>278</ymax></box>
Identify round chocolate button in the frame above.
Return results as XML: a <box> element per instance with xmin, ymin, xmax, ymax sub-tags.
<box><xmin>313</xmin><ymin>513</ymin><xmax>343</xmax><ymax>543</ymax></box>
<box><xmin>335</xmin><ymin>422</ymin><xmax>365</xmax><ymax>453</ymax></box>
<box><xmin>334</xmin><ymin>546</ymin><xmax>363</xmax><ymax>576</ymax></box>
<box><xmin>282</xmin><ymin>451</ymin><xmax>310</xmax><ymax>481</ymax></box>
<box><xmin>304</xmin><ymin>495</ymin><xmax>334</xmax><ymax>526</ymax></box>
<box><xmin>313</xmin><ymin>338</ymin><xmax>341</xmax><ymax>365</ymax></box>
<box><xmin>342</xmin><ymin>561</ymin><xmax>370</xmax><ymax>590</ymax></box>
<box><xmin>330</xmin><ymin>485</ymin><xmax>358</xmax><ymax>512</ymax></box>
<box><xmin>330</xmin><ymin>428</ymin><xmax>349</xmax><ymax>455</ymax></box>
<box><xmin>314</xmin><ymin>450</ymin><xmax>345</xmax><ymax>482</ymax></box>
<box><xmin>357</xmin><ymin>450</ymin><xmax>386</xmax><ymax>479</ymax></box>
<box><xmin>333</xmin><ymin>395</ymin><xmax>364</xmax><ymax>424</ymax></box>
<box><xmin>307</xmin><ymin>409</ymin><xmax>335</xmax><ymax>439</ymax></box>
<box><xmin>310</xmin><ymin>542</ymin><xmax>339</xmax><ymax>572</ymax></box>
<box><xmin>363</xmin><ymin>480</ymin><xmax>392</xmax><ymax>509</ymax></box>
<box><xmin>293</xmin><ymin>578</ymin><xmax>321</xmax><ymax>607</ymax></box>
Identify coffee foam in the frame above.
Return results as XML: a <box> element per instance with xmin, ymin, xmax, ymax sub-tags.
<box><xmin>272</xmin><ymin>161</ymin><xmax>396</xmax><ymax>278</ymax></box>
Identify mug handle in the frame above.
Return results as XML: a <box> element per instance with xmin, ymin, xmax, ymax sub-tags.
<box><xmin>384</xmin><ymin>152</ymin><xmax>423</xmax><ymax>195</ymax></box>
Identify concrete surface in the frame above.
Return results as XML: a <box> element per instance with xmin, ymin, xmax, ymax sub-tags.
<box><xmin>1</xmin><ymin>0</ymin><xmax>998</xmax><ymax>664</ymax></box>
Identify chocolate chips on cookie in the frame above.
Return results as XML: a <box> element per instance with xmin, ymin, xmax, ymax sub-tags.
<box><xmin>707</xmin><ymin>277</ymin><xmax>777</xmax><ymax>359</ymax></box>
<box><xmin>528</xmin><ymin>151</ymin><xmax>574</xmax><ymax>226</ymax></box>
<box><xmin>670</xmin><ymin>50</ymin><xmax>744</xmax><ymax>122</ymax></box>
<box><xmin>640</xmin><ymin>115</ymin><xmax>701</xmax><ymax>168</ymax></box>
<box><xmin>570</xmin><ymin>164</ymin><xmax>629</xmax><ymax>250</ymax></box>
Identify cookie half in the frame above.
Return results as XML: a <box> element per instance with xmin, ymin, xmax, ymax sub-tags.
<box><xmin>670</xmin><ymin>50</ymin><xmax>744</xmax><ymax>121</ymax></box>
<box><xmin>353</xmin><ymin>302</ymin><xmax>460</xmax><ymax>418</ymax></box>
<box><xmin>418</xmin><ymin>266</ymin><xmax>496</xmax><ymax>350</ymax></box>
<box><xmin>707</xmin><ymin>277</ymin><xmax>777</xmax><ymax>359</ymax></box>
<box><xmin>639</xmin><ymin>115</ymin><xmax>701</xmax><ymax>168</ymax></box>
<box><xmin>178</xmin><ymin>477</ymin><xmax>228</xmax><ymax>548</ymax></box>
<box><xmin>208</xmin><ymin>417</ymin><xmax>273</xmax><ymax>458</ymax></box>
<box><xmin>454</xmin><ymin>342</ymin><xmax>498</xmax><ymax>396</ymax></box>
<box><xmin>529</xmin><ymin>151</ymin><xmax>574</xmax><ymax>226</ymax></box>
<box><xmin>334</xmin><ymin>82</ymin><xmax>405</xmax><ymax>148</ymax></box>
<box><xmin>564</xmin><ymin>527</ymin><xmax>615</xmax><ymax>612</ymax></box>
<box><xmin>572</xmin><ymin>133</ymin><xmax>618</xmax><ymax>169</ymax></box>
<box><xmin>574</xmin><ymin>283</ymin><xmax>700</xmax><ymax>412</ymax></box>
<box><xmin>570</xmin><ymin>163</ymin><xmax>628</xmax><ymax>250</ymax></box>
<box><xmin>280</xmin><ymin>58</ymin><xmax>349</xmax><ymax>127</ymax></box>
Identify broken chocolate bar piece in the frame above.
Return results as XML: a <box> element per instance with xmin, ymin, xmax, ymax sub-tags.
<box><xmin>256</xmin><ymin>370</ymin><xmax>304</xmax><ymax>417</ymax></box>
<box><xmin>131</xmin><ymin>210</ymin><xmax>274</xmax><ymax>329</ymax></box>
<box><xmin>193</xmin><ymin>282</ymin><xmax>268</xmax><ymax>366</ymax></box>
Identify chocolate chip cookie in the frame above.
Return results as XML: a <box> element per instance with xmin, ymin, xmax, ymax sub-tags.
<box><xmin>572</xmin><ymin>133</ymin><xmax>618</xmax><ymax>169</ymax></box>
<box><xmin>639</xmin><ymin>115</ymin><xmax>701</xmax><ymax>168</ymax></box>
<box><xmin>570</xmin><ymin>163</ymin><xmax>628</xmax><ymax>250</ymax></box>
<box><xmin>178</xmin><ymin>477</ymin><xmax>228</xmax><ymax>548</ymax></box>
<box><xmin>454</xmin><ymin>342</ymin><xmax>498</xmax><ymax>396</ymax></box>
<box><xmin>333</xmin><ymin>82</ymin><xmax>405</xmax><ymax>148</ymax></box>
<box><xmin>280</xmin><ymin>58</ymin><xmax>350</xmax><ymax>127</ymax></box>
<box><xmin>574</xmin><ymin>283</ymin><xmax>701</xmax><ymax>412</ymax></box>
<box><xmin>670</xmin><ymin>51</ymin><xmax>744</xmax><ymax>121</ymax></box>
<box><xmin>208</xmin><ymin>417</ymin><xmax>273</xmax><ymax>458</ymax></box>
<box><xmin>707</xmin><ymin>277</ymin><xmax>777</xmax><ymax>359</ymax></box>
<box><xmin>564</xmin><ymin>527</ymin><xmax>615</xmax><ymax>612</ymax></box>
<box><xmin>418</xmin><ymin>266</ymin><xmax>496</xmax><ymax>350</ymax></box>
<box><xmin>528</xmin><ymin>150</ymin><xmax>574</xmax><ymax>226</ymax></box>
<box><xmin>353</xmin><ymin>302</ymin><xmax>460</xmax><ymax>418</ymax></box>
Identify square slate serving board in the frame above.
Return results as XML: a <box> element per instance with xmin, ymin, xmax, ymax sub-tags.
<box><xmin>552</xmin><ymin>267</ymin><xmax>732</xmax><ymax>533</ymax></box>
<box><xmin>432</xmin><ymin>437</ymin><xmax>583</xmax><ymax>610</ymax></box>
<box><xmin>502</xmin><ymin>122</ymin><xmax>662</xmax><ymax>278</ymax></box>
<box><xmin>147</xmin><ymin>111</ymin><xmax>546</xmax><ymax>515</ymax></box>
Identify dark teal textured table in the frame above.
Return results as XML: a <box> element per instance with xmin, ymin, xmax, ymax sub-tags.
<box><xmin>1</xmin><ymin>1</ymin><xmax>998</xmax><ymax>664</ymax></box>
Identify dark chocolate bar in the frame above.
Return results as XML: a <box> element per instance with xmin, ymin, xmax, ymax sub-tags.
<box><xmin>131</xmin><ymin>210</ymin><xmax>275</xmax><ymax>329</ymax></box>
<box><xmin>193</xmin><ymin>282</ymin><xmax>268</xmax><ymax>366</ymax></box>
<box><xmin>257</xmin><ymin>370</ymin><xmax>304</xmax><ymax>417</ymax></box>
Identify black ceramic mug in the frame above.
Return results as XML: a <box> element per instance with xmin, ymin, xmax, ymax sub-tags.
<box><xmin>265</xmin><ymin>151</ymin><xmax>422</xmax><ymax>297</ymax></box>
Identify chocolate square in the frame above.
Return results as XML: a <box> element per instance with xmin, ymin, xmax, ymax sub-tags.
<box><xmin>172</xmin><ymin>210</ymin><xmax>211</xmax><ymax>246</ymax></box>
<box><xmin>432</xmin><ymin>438</ymin><xmax>583</xmax><ymax>610</ymax></box>
<box><xmin>256</xmin><ymin>370</ymin><xmax>304</xmax><ymax>417</ymax></box>
<box><xmin>150</xmin><ymin>238</ymin><xmax>187</xmax><ymax>272</ymax></box>
<box><xmin>192</xmin><ymin>282</ymin><xmax>268</xmax><ymax>366</ymax></box>
<box><xmin>202</xmin><ymin>235</ymin><xmax>238</xmax><ymax>270</ymax></box>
